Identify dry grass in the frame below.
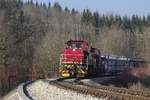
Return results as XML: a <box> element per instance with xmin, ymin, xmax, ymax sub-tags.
<box><xmin>128</xmin><ymin>81</ymin><xmax>148</xmax><ymax>91</ymax></box>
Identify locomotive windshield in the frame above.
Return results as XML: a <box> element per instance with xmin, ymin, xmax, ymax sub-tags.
<box><xmin>66</xmin><ymin>41</ymin><xmax>82</xmax><ymax>49</ymax></box>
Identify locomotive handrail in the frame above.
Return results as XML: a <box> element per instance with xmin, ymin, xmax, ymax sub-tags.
<box><xmin>60</xmin><ymin>54</ymin><xmax>84</xmax><ymax>56</ymax></box>
<box><xmin>60</xmin><ymin>54</ymin><xmax>88</xmax><ymax>65</ymax></box>
<box><xmin>60</xmin><ymin>59</ymin><xmax>88</xmax><ymax>64</ymax></box>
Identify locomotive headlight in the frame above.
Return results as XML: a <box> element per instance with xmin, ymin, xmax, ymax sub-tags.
<box><xmin>73</xmin><ymin>49</ymin><xmax>76</xmax><ymax>51</ymax></box>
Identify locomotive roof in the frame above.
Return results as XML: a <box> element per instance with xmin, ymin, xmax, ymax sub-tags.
<box><xmin>66</xmin><ymin>40</ymin><xmax>88</xmax><ymax>44</ymax></box>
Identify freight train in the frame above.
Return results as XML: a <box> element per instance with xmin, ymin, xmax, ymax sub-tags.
<box><xmin>101</xmin><ymin>55</ymin><xmax>146</xmax><ymax>75</ymax></box>
<box><xmin>59</xmin><ymin>40</ymin><xmax>146</xmax><ymax>78</ymax></box>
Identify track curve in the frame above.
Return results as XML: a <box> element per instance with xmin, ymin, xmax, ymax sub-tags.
<box><xmin>50</xmin><ymin>78</ymin><xmax>150</xmax><ymax>100</ymax></box>
<box><xmin>18</xmin><ymin>78</ymin><xmax>150</xmax><ymax>100</ymax></box>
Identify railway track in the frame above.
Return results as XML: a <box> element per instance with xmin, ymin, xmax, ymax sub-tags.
<box><xmin>50</xmin><ymin>78</ymin><xmax>150</xmax><ymax>100</ymax></box>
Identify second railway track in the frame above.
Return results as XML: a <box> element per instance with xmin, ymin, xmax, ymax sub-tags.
<box><xmin>50</xmin><ymin>78</ymin><xmax>150</xmax><ymax>100</ymax></box>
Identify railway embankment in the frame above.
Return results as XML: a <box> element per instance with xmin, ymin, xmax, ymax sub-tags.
<box><xmin>2</xmin><ymin>75</ymin><xmax>150</xmax><ymax>100</ymax></box>
<box><xmin>2</xmin><ymin>81</ymin><xmax>32</xmax><ymax>100</ymax></box>
<box><xmin>26</xmin><ymin>80</ymin><xmax>105</xmax><ymax>100</ymax></box>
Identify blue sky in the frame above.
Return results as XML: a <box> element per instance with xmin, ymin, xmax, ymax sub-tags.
<box><xmin>23</xmin><ymin>0</ymin><xmax>150</xmax><ymax>16</ymax></box>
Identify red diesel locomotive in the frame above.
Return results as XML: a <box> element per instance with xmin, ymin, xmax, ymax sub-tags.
<box><xmin>59</xmin><ymin>40</ymin><xmax>101</xmax><ymax>77</ymax></box>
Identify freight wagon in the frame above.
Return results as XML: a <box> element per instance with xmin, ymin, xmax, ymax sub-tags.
<box><xmin>101</xmin><ymin>55</ymin><xmax>146</xmax><ymax>75</ymax></box>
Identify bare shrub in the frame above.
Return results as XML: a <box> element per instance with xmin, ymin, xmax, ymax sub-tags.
<box><xmin>94</xmin><ymin>27</ymin><xmax>130</xmax><ymax>56</ymax></box>
<box><xmin>144</xmin><ymin>28</ymin><xmax>150</xmax><ymax>62</ymax></box>
<box><xmin>32</xmin><ymin>32</ymin><xmax>69</xmax><ymax>78</ymax></box>
<box><xmin>128</xmin><ymin>81</ymin><xmax>148</xmax><ymax>91</ymax></box>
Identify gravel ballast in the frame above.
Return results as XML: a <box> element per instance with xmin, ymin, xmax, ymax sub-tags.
<box><xmin>27</xmin><ymin>80</ymin><xmax>105</xmax><ymax>100</ymax></box>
